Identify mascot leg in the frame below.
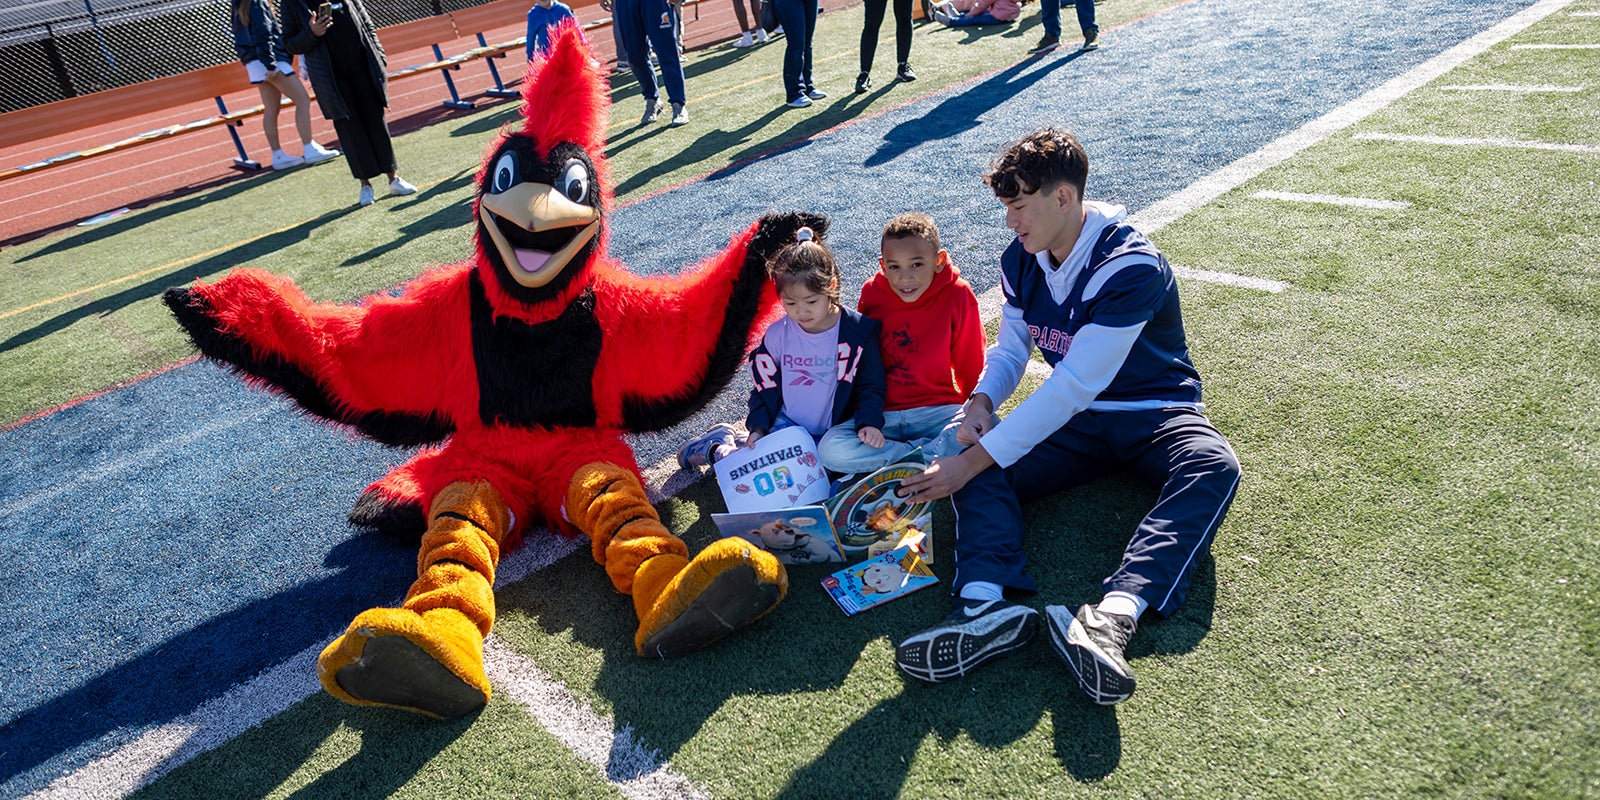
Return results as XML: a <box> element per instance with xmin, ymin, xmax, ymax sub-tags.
<box><xmin>566</xmin><ymin>462</ymin><xmax>788</xmax><ymax>658</ymax></box>
<box><xmin>318</xmin><ymin>481</ymin><xmax>508</xmax><ymax>719</ymax></box>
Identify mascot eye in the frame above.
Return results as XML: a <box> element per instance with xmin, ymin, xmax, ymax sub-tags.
<box><xmin>489</xmin><ymin>151</ymin><xmax>520</xmax><ymax>194</ymax></box>
<box><xmin>560</xmin><ymin>160</ymin><xmax>590</xmax><ymax>204</ymax></box>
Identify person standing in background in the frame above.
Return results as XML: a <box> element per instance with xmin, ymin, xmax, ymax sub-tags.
<box><xmin>855</xmin><ymin>0</ymin><xmax>914</xmax><ymax>94</ymax></box>
<box><xmin>774</xmin><ymin>0</ymin><xmax>823</xmax><ymax>107</ymax></box>
<box><xmin>605</xmin><ymin>0</ymin><xmax>690</xmax><ymax>125</ymax></box>
<box><xmin>729</xmin><ymin>0</ymin><xmax>770</xmax><ymax>47</ymax></box>
<box><xmin>231</xmin><ymin>0</ymin><xmax>341</xmax><ymax>170</ymax></box>
<box><xmin>526</xmin><ymin>0</ymin><xmax>577</xmax><ymax>60</ymax></box>
<box><xmin>1028</xmin><ymin>0</ymin><xmax>1099</xmax><ymax>54</ymax></box>
<box><xmin>281</xmin><ymin>0</ymin><xmax>418</xmax><ymax>206</ymax></box>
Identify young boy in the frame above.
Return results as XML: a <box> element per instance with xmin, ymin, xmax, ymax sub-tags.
<box><xmin>816</xmin><ymin>212</ymin><xmax>986</xmax><ymax>475</ymax></box>
<box><xmin>895</xmin><ymin>128</ymin><xmax>1240</xmax><ymax>705</ymax></box>
<box><xmin>525</xmin><ymin>0</ymin><xmax>577</xmax><ymax>61</ymax></box>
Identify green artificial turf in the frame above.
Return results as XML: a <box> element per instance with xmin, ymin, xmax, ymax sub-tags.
<box><xmin>17</xmin><ymin>2</ymin><xmax>1600</xmax><ymax>798</ymax></box>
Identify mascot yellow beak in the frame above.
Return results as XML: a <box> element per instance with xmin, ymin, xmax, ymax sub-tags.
<box><xmin>479</xmin><ymin>182</ymin><xmax>601</xmax><ymax>289</ymax></box>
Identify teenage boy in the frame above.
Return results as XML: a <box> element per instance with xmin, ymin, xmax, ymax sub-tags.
<box><xmin>817</xmin><ymin>212</ymin><xmax>986</xmax><ymax>474</ymax></box>
<box><xmin>895</xmin><ymin>128</ymin><xmax>1240</xmax><ymax>705</ymax></box>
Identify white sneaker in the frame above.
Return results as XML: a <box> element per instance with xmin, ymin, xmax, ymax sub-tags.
<box><xmin>772</xmin><ymin>25</ymin><xmax>783</xmax><ymax>36</ymax></box>
<box><xmin>358</xmin><ymin>183</ymin><xmax>375</xmax><ymax>206</ymax></box>
<box><xmin>641</xmin><ymin>98</ymin><xmax>661</xmax><ymax>124</ymax></box>
<box><xmin>670</xmin><ymin>102</ymin><xmax>688</xmax><ymax>126</ymax></box>
<box><xmin>302</xmin><ymin>141</ymin><xmax>341</xmax><ymax>164</ymax></box>
<box><xmin>733</xmin><ymin>30</ymin><xmax>754</xmax><ymax>48</ymax></box>
<box><xmin>786</xmin><ymin>94</ymin><xmax>812</xmax><ymax>108</ymax></box>
<box><xmin>270</xmin><ymin>150</ymin><xmax>304</xmax><ymax>170</ymax></box>
<box><xmin>756</xmin><ymin>28</ymin><xmax>770</xmax><ymax>43</ymax></box>
<box><xmin>389</xmin><ymin>177</ymin><xmax>417</xmax><ymax>196</ymax></box>
<box><xmin>806</xmin><ymin>88</ymin><xmax>827</xmax><ymax>100</ymax></box>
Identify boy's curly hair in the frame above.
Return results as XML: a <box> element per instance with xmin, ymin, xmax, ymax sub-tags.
<box><xmin>984</xmin><ymin>128</ymin><xmax>1089</xmax><ymax>200</ymax></box>
<box><xmin>882</xmin><ymin>211</ymin><xmax>941</xmax><ymax>253</ymax></box>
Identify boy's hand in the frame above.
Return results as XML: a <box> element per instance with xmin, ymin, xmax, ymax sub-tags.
<box><xmin>745</xmin><ymin>430</ymin><xmax>764</xmax><ymax>448</ymax></box>
<box><xmin>857</xmin><ymin>426</ymin><xmax>885</xmax><ymax>448</ymax></box>
<box><xmin>955</xmin><ymin>394</ymin><xmax>995</xmax><ymax>446</ymax></box>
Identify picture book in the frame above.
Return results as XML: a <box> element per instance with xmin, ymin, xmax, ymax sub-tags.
<box><xmin>710</xmin><ymin>432</ymin><xmax>935</xmax><ymax>563</ymax></box>
<box><xmin>821</xmin><ymin>537</ymin><xmax>939</xmax><ymax>616</ymax></box>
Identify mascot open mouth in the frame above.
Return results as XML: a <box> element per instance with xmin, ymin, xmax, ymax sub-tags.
<box><xmin>478</xmin><ymin>192</ymin><xmax>599</xmax><ymax>289</ymax></box>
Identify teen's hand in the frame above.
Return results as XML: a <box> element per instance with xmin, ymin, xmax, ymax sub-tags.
<box><xmin>310</xmin><ymin>12</ymin><xmax>333</xmax><ymax>35</ymax></box>
<box><xmin>858</xmin><ymin>426</ymin><xmax>885</xmax><ymax>448</ymax></box>
<box><xmin>955</xmin><ymin>393</ymin><xmax>994</xmax><ymax>446</ymax></box>
<box><xmin>901</xmin><ymin>447</ymin><xmax>994</xmax><ymax>502</ymax></box>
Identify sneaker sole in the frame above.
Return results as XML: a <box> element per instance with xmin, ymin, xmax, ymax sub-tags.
<box><xmin>1045</xmin><ymin>606</ymin><xmax>1135</xmax><ymax>705</ymax></box>
<box><xmin>895</xmin><ymin>605</ymin><xmax>1038</xmax><ymax>683</ymax></box>
<box><xmin>677</xmin><ymin>423</ymin><xmax>736</xmax><ymax>469</ymax></box>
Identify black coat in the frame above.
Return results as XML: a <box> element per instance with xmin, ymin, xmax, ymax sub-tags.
<box><xmin>280</xmin><ymin>0</ymin><xmax>388</xmax><ymax>120</ymax></box>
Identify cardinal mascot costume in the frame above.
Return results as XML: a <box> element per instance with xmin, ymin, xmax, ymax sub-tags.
<box><xmin>164</xmin><ymin>22</ymin><xmax>818</xmax><ymax>719</ymax></box>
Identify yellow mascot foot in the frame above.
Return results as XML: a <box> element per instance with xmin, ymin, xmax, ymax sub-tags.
<box><xmin>318</xmin><ymin>606</ymin><xmax>491</xmax><ymax>719</ymax></box>
<box><xmin>634</xmin><ymin>537</ymin><xmax>788</xmax><ymax>658</ymax></box>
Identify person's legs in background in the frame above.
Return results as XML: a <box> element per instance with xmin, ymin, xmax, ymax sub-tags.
<box><xmin>1074</xmin><ymin>0</ymin><xmax>1099</xmax><ymax>49</ymax></box>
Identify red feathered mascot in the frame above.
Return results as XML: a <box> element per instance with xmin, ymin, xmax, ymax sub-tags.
<box><xmin>165</xmin><ymin>22</ymin><xmax>819</xmax><ymax>719</ymax></box>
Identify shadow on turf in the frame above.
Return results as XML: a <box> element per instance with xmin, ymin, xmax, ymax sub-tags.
<box><xmin>493</xmin><ymin>472</ymin><xmax>1215</xmax><ymax>792</ymax></box>
<box><xmin>0</xmin><ymin>207</ymin><xmax>349</xmax><ymax>353</ymax></box>
<box><xmin>0</xmin><ymin>534</ymin><xmax>416</xmax><ymax>789</ymax></box>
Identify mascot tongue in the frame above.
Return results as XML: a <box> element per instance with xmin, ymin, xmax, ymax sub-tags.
<box><xmin>515</xmin><ymin>248</ymin><xmax>552</xmax><ymax>275</ymax></box>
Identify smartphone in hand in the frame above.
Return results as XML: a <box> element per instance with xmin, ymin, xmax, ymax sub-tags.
<box><xmin>317</xmin><ymin>1</ymin><xmax>331</xmax><ymax>18</ymax></box>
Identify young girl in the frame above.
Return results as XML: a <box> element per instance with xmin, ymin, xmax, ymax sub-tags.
<box><xmin>679</xmin><ymin>226</ymin><xmax>887</xmax><ymax>469</ymax></box>
<box><xmin>230</xmin><ymin>0</ymin><xmax>341</xmax><ymax>170</ymax></box>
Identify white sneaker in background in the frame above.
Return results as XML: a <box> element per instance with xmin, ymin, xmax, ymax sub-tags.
<box><xmin>270</xmin><ymin>150</ymin><xmax>304</xmax><ymax>170</ymax></box>
<box><xmin>302</xmin><ymin>141</ymin><xmax>341</xmax><ymax>164</ymax></box>
<box><xmin>389</xmin><ymin>177</ymin><xmax>417</xmax><ymax>196</ymax></box>
<box><xmin>358</xmin><ymin>183</ymin><xmax>375</xmax><ymax>206</ymax></box>
<box><xmin>733</xmin><ymin>30</ymin><xmax>754</xmax><ymax>47</ymax></box>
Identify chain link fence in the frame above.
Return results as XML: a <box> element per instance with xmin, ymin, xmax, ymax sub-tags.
<box><xmin>0</xmin><ymin>0</ymin><xmax>490</xmax><ymax>113</ymax></box>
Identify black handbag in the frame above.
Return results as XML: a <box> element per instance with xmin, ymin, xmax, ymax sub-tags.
<box><xmin>758</xmin><ymin>0</ymin><xmax>779</xmax><ymax>33</ymax></box>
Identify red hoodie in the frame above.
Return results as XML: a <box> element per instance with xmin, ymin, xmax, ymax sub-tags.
<box><xmin>858</xmin><ymin>260</ymin><xmax>985</xmax><ymax>411</ymax></box>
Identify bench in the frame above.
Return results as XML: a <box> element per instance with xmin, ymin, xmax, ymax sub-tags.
<box><xmin>0</xmin><ymin>1</ymin><xmax>617</xmax><ymax>184</ymax></box>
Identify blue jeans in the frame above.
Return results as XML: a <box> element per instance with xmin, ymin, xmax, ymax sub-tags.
<box><xmin>817</xmin><ymin>403</ymin><xmax>965</xmax><ymax>474</ymax></box>
<box><xmin>615</xmin><ymin>0</ymin><xmax>686</xmax><ymax>105</ymax></box>
<box><xmin>773</xmin><ymin>0</ymin><xmax>819</xmax><ymax>101</ymax></box>
<box><xmin>1039</xmin><ymin>0</ymin><xmax>1095</xmax><ymax>38</ymax></box>
<box><xmin>949</xmin><ymin>407</ymin><xmax>1239</xmax><ymax>617</ymax></box>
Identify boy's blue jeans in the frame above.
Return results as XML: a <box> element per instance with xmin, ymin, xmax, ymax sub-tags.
<box><xmin>817</xmin><ymin>403</ymin><xmax>965</xmax><ymax>474</ymax></box>
<box><xmin>1039</xmin><ymin>0</ymin><xmax>1096</xmax><ymax>38</ymax></box>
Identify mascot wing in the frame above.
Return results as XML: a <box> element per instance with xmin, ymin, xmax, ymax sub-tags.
<box><xmin>164</xmin><ymin>266</ymin><xmax>476</xmax><ymax>446</ymax></box>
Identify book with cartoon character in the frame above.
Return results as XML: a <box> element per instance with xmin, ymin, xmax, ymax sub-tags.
<box><xmin>710</xmin><ymin>429</ymin><xmax>933</xmax><ymax>567</ymax></box>
<box><xmin>820</xmin><ymin>537</ymin><xmax>939</xmax><ymax>616</ymax></box>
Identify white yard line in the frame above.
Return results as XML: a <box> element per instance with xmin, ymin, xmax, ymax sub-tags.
<box><xmin>23</xmin><ymin>1</ymin><xmax>1575</xmax><ymax>797</ymax></box>
<box><xmin>1510</xmin><ymin>42</ymin><xmax>1600</xmax><ymax>48</ymax></box>
<box><xmin>1354</xmin><ymin>131</ymin><xmax>1600</xmax><ymax>153</ymax></box>
<box><xmin>1438</xmin><ymin>83</ymin><xmax>1584</xmax><ymax>91</ymax></box>
<box><xmin>1251</xmin><ymin>190</ymin><xmax>1412</xmax><ymax>210</ymax></box>
<box><xmin>482</xmin><ymin>638</ymin><xmax>712</xmax><ymax>800</ymax></box>
<box><xmin>1129</xmin><ymin>0</ymin><xmax>1574</xmax><ymax>235</ymax></box>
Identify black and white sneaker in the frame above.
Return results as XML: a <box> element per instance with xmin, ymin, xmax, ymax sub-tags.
<box><xmin>1046</xmin><ymin>604</ymin><xmax>1137</xmax><ymax>705</ymax></box>
<box><xmin>895</xmin><ymin>598</ymin><xmax>1038</xmax><ymax>683</ymax></box>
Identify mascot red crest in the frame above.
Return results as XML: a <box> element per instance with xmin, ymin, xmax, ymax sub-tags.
<box><xmin>167</xmin><ymin>22</ymin><xmax>826</xmax><ymax>719</ymax></box>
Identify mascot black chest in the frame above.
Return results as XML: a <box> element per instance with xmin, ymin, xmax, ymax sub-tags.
<box><xmin>469</xmin><ymin>272</ymin><xmax>602</xmax><ymax>428</ymax></box>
